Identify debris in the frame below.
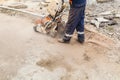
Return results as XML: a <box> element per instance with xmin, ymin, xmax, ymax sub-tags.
<box><xmin>99</xmin><ymin>11</ymin><xmax>113</xmax><ymax>16</ymax></box>
<box><xmin>104</xmin><ymin>16</ymin><xmax>114</xmax><ymax>20</ymax></box>
<box><xmin>108</xmin><ymin>20</ymin><xmax>118</xmax><ymax>26</ymax></box>
<box><xmin>87</xmin><ymin>0</ymin><xmax>97</xmax><ymax>5</ymax></box>
<box><xmin>90</xmin><ymin>16</ymin><xmax>118</xmax><ymax>28</ymax></box>
<box><xmin>7</xmin><ymin>2</ymin><xmax>27</xmax><ymax>9</ymax></box>
<box><xmin>97</xmin><ymin>0</ymin><xmax>114</xmax><ymax>3</ymax></box>
<box><xmin>40</xmin><ymin>2</ymin><xmax>48</xmax><ymax>7</ymax></box>
<box><xmin>115</xmin><ymin>14</ymin><xmax>120</xmax><ymax>18</ymax></box>
<box><xmin>91</xmin><ymin>17</ymin><xmax>109</xmax><ymax>28</ymax></box>
<box><xmin>91</xmin><ymin>20</ymin><xmax>100</xmax><ymax>28</ymax></box>
<box><xmin>95</xmin><ymin>17</ymin><xmax>109</xmax><ymax>22</ymax></box>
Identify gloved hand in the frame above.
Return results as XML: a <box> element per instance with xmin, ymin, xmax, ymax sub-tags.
<box><xmin>69</xmin><ymin>0</ymin><xmax>72</xmax><ymax>4</ymax></box>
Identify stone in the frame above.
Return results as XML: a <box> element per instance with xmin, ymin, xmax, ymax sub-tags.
<box><xmin>90</xmin><ymin>17</ymin><xmax>117</xmax><ymax>28</ymax></box>
<box><xmin>87</xmin><ymin>0</ymin><xmax>97</xmax><ymax>5</ymax></box>
<box><xmin>100</xmin><ymin>11</ymin><xmax>113</xmax><ymax>16</ymax></box>
<box><xmin>40</xmin><ymin>2</ymin><xmax>48</xmax><ymax>7</ymax></box>
<box><xmin>97</xmin><ymin>0</ymin><xmax>114</xmax><ymax>3</ymax></box>
<box><xmin>7</xmin><ymin>3</ymin><xmax>28</xmax><ymax>9</ymax></box>
<box><xmin>95</xmin><ymin>17</ymin><xmax>109</xmax><ymax>23</ymax></box>
<box><xmin>108</xmin><ymin>20</ymin><xmax>118</xmax><ymax>26</ymax></box>
<box><xmin>104</xmin><ymin>16</ymin><xmax>114</xmax><ymax>20</ymax></box>
<box><xmin>91</xmin><ymin>20</ymin><xmax>100</xmax><ymax>28</ymax></box>
<box><xmin>115</xmin><ymin>14</ymin><xmax>120</xmax><ymax>18</ymax></box>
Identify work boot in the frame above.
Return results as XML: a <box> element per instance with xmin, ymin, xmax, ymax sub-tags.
<box><xmin>58</xmin><ymin>36</ymin><xmax>71</xmax><ymax>43</ymax></box>
<box><xmin>77</xmin><ymin>34</ymin><xmax>85</xmax><ymax>44</ymax></box>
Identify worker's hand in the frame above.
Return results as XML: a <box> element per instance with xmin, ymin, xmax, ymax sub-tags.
<box><xmin>69</xmin><ymin>0</ymin><xmax>72</xmax><ymax>4</ymax></box>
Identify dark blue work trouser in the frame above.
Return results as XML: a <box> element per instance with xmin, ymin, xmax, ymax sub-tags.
<box><xmin>65</xmin><ymin>5</ymin><xmax>86</xmax><ymax>37</ymax></box>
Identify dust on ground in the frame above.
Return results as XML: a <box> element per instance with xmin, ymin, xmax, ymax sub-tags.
<box><xmin>0</xmin><ymin>13</ymin><xmax>120</xmax><ymax>80</ymax></box>
<box><xmin>0</xmin><ymin>1</ymin><xmax>120</xmax><ymax>80</ymax></box>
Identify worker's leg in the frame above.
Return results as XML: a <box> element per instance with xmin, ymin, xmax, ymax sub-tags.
<box><xmin>58</xmin><ymin>7</ymin><xmax>81</xmax><ymax>43</ymax></box>
<box><xmin>76</xmin><ymin>6</ymin><xmax>86</xmax><ymax>43</ymax></box>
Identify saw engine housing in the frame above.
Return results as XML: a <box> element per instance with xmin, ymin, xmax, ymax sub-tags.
<box><xmin>33</xmin><ymin>0</ymin><xmax>66</xmax><ymax>37</ymax></box>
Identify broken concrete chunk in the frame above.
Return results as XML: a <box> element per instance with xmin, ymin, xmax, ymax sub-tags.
<box><xmin>108</xmin><ymin>20</ymin><xmax>118</xmax><ymax>26</ymax></box>
<box><xmin>97</xmin><ymin>0</ymin><xmax>114</xmax><ymax>3</ymax></box>
<box><xmin>95</xmin><ymin>17</ymin><xmax>109</xmax><ymax>23</ymax></box>
<box><xmin>87</xmin><ymin>0</ymin><xmax>97</xmax><ymax>5</ymax></box>
<box><xmin>99</xmin><ymin>22</ymin><xmax>107</xmax><ymax>27</ymax></box>
<box><xmin>104</xmin><ymin>16</ymin><xmax>114</xmax><ymax>20</ymax></box>
<box><xmin>99</xmin><ymin>11</ymin><xmax>113</xmax><ymax>15</ymax></box>
<box><xmin>44</xmin><ymin>0</ymin><xmax>51</xmax><ymax>3</ymax></box>
<box><xmin>7</xmin><ymin>3</ymin><xmax>27</xmax><ymax>9</ymax></box>
<box><xmin>40</xmin><ymin>2</ymin><xmax>48</xmax><ymax>7</ymax></box>
<box><xmin>115</xmin><ymin>14</ymin><xmax>120</xmax><ymax>18</ymax></box>
<box><xmin>90</xmin><ymin>17</ymin><xmax>117</xmax><ymax>28</ymax></box>
<box><xmin>91</xmin><ymin>20</ymin><xmax>100</xmax><ymax>28</ymax></box>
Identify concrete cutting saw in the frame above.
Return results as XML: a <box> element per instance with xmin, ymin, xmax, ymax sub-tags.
<box><xmin>33</xmin><ymin>0</ymin><xmax>66</xmax><ymax>37</ymax></box>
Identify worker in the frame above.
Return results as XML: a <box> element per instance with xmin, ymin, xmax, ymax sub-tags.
<box><xmin>58</xmin><ymin>0</ymin><xmax>86</xmax><ymax>43</ymax></box>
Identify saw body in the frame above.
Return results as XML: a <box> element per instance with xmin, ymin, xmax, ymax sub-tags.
<box><xmin>33</xmin><ymin>0</ymin><xmax>66</xmax><ymax>37</ymax></box>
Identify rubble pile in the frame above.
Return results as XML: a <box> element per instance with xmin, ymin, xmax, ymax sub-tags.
<box><xmin>86</xmin><ymin>11</ymin><xmax>119</xmax><ymax>28</ymax></box>
<box><xmin>85</xmin><ymin>0</ymin><xmax>120</xmax><ymax>40</ymax></box>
